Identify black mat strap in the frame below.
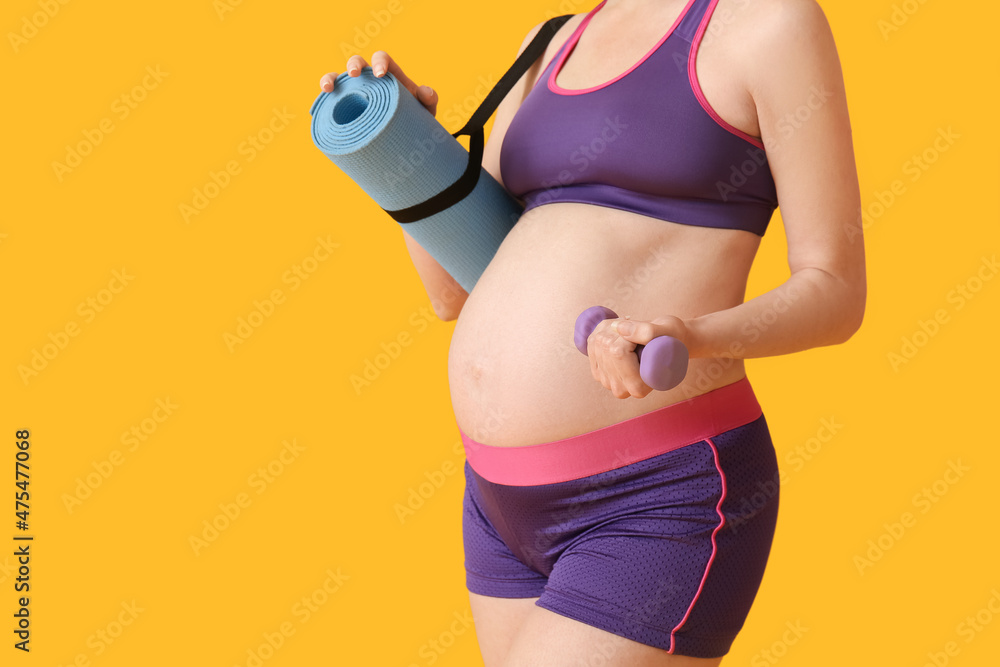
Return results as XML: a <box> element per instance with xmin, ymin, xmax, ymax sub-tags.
<box><xmin>386</xmin><ymin>14</ymin><xmax>573</xmax><ymax>223</ymax></box>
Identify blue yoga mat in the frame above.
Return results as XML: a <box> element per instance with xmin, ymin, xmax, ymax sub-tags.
<box><xmin>310</xmin><ymin>67</ymin><xmax>523</xmax><ymax>293</ymax></box>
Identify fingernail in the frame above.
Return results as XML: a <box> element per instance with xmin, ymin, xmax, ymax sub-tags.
<box><xmin>374</xmin><ymin>65</ymin><xmax>385</xmax><ymax>76</ymax></box>
<box><xmin>348</xmin><ymin>66</ymin><xmax>359</xmax><ymax>76</ymax></box>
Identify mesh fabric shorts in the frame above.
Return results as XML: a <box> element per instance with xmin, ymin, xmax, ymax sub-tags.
<box><xmin>460</xmin><ymin>377</ymin><xmax>780</xmax><ymax>658</ymax></box>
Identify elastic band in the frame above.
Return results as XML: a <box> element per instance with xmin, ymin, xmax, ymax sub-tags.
<box><xmin>460</xmin><ymin>377</ymin><xmax>762</xmax><ymax>486</ymax></box>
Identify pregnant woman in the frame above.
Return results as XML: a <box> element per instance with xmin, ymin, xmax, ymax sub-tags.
<box><xmin>321</xmin><ymin>0</ymin><xmax>865</xmax><ymax>664</ymax></box>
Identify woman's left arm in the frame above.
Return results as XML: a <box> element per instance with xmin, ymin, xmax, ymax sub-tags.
<box><xmin>622</xmin><ymin>0</ymin><xmax>867</xmax><ymax>362</ymax></box>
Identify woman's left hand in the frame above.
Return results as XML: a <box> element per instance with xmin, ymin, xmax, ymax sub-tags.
<box><xmin>586</xmin><ymin>315</ymin><xmax>692</xmax><ymax>399</ymax></box>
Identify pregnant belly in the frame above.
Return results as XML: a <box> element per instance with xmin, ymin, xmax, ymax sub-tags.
<box><xmin>447</xmin><ymin>203</ymin><xmax>760</xmax><ymax>447</ymax></box>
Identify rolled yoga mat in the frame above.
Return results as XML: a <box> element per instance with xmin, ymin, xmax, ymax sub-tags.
<box><xmin>310</xmin><ymin>67</ymin><xmax>523</xmax><ymax>293</ymax></box>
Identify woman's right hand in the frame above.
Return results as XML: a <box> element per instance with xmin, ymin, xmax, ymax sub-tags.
<box><xmin>319</xmin><ymin>51</ymin><xmax>439</xmax><ymax>117</ymax></box>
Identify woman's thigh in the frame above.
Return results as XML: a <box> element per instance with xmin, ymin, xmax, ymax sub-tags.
<box><xmin>468</xmin><ymin>592</ymin><xmax>540</xmax><ymax>667</ymax></box>
<box><xmin>502</xmin><ymin>604</ymin><xmax>725</xmax><ymax>667</ymax></box>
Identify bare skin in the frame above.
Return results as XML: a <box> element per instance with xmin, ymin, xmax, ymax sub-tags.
<box><xmin>321</xmin><ymin>0</ymin><xmax>865</xmax><ymax>664</ymax></box>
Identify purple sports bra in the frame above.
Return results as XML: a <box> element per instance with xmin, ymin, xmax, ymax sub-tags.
<box><xmin>499</xmin><ymin>0</ymin><xmax>779</xmax><ymax>236</ymax></box>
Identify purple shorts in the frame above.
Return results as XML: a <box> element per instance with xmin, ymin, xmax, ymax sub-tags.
<box><xmin>459</xmin><ymin>377</ymin><xmax>779</xmax><ymax>658</ymax></box>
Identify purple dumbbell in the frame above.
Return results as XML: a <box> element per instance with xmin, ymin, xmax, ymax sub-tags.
<box><xmin>574</xmin><ymin>305</ymin><xmax>689</xmax><ymax>392</ymax></box>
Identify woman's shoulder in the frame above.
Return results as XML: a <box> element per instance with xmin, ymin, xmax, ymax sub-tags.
<box><xmin>514</xmin><ymin>12</ymin><xmax>587</xmax><ymax>61</ymax></box>
<box><xmin>504</xmin><ymin>13</ymin><xmax>587</xmax><ymax>95</ymax></box>
<box><xmin>717</xmin><ymin>0</ymin><xmax>839</xmax><ymax>91</ymax></box>
<box><xmin>720</xmin><ymin>0</ymin><xmax>832</xmax><ymax>48</ymax></box>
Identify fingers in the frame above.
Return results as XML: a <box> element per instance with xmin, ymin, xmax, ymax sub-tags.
<box><xmin>371</xmin><ymin>50</ymin><xmax>438</xmax><ymax>115</ymax></box>
<box><xmin>320</xmin><ymin>51</ymin><xmax>437</xmax><ymax>116</ymax></box>
<box><xmin>588</xmin><ymin>321</ymin><xmax>648</xmax><ymax>399</ymax></box>
<box><xmin>319</xmin><ymin>72</ymin><xmax>337</xmax><ymax>92</ymax></box>
<box><xmin>416</xmin><ymin>85</ymin><xmax>438</xmax><ymax>116</ymax></box>
<box><xmin>346</xmin><ymin>54</ymin><xmax>370</xmax><ymax>77</ymax></box>
<box><xmin>371</xmin><ymin>50</ymin><xmax>413</xmax><ymax>91</ymax></box>
<box><xmin>318</xmin><ymin>53</ymin><xmax>371</xmax><ymax>92</ymax></box>
<box><xmin>369</xmin><ymin>50</ymin><xmax>392</xmax><ymax>78</ymax></box>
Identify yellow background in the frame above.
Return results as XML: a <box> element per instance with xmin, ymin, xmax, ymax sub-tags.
<box><xmin>3</xmin><ymin>0</ymin><xmax>998</xmax><ymax>664</ymax></box>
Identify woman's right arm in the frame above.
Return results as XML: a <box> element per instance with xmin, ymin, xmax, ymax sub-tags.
<box><xmin>321</xmin><ymin>21</ymin><xmax>552</xmax><ymax>321</ymax></box>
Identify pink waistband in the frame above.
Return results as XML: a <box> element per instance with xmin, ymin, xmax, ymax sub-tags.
<box><xmin>460</xmin><ymin>377</ymin><xmax>762</xmax><ymax>486</ymax></box>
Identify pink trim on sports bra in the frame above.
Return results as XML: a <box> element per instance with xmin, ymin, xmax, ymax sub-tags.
<box><xmin>548</xmin><ymin>0</ymin><xmax>699</xmax><ymax>96</ymax></box>
<box><xmin>688</xmin><ymin>0</ymin><xmax>765</xmax><ymax>149</ymax></box>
